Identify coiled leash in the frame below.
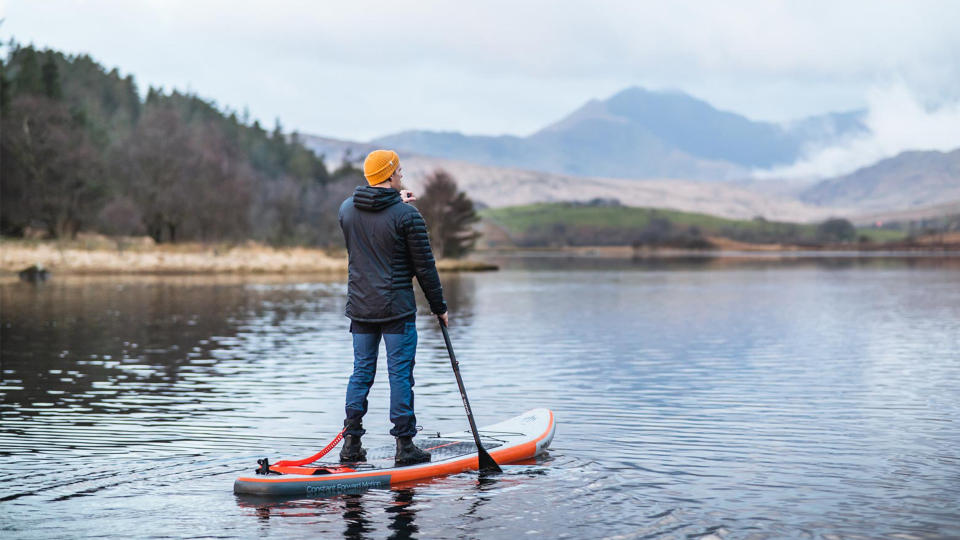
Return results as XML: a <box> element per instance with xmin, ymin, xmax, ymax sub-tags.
<box><xmin>255</xmin><ymin>427</ymin><xmax>355</xmax><ymax>475</ymax></box>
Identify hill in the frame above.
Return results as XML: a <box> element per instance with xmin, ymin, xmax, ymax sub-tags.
<box><xmin>300</xmin><ymin>134</ymin><xmax>845</xmax><ymax>223</ymax></box>
<box><xmin>480</xmin><ymin>202</ymin><xmax>905</xmax><ymax>249</ymax></box>
<box><xmin>801</xmin><ymin>148</ymin><xmax>960</xmax><ymax>213</ymax></box>
<box><xmin>371</xmin><ymin>86</ymin><xmax>865</xmax><ymax>181</ymax></box>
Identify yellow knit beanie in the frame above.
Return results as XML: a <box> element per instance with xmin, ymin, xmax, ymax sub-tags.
<box><xmin>363</xmin><ymin>150</ymin><xmax>400</xmax><ymax>185</ymax></box>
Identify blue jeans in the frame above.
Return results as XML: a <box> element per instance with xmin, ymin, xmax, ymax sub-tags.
<box><xmin>344</xmin><ymin>321</ymin><xmax>418</xmax><ymax>438</ymax></box>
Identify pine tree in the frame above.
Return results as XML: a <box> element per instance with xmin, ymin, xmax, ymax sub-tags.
<box><xmin>0</xmin><ymin>58</ymin><xmax>10</xmax><ymax>113</ymax></box>
<box><xmin>41</xmin><ymin>52</ymin><xmax>62</xmax><ymax>100</ymax></box>
<box><xmin>415</xmin><ymin>170</ymin><xmax>480</xmax><ymax>259</ymax></box>
<box><xmin>12</xmin><ymin>45</ymin><xmax>42</xmax><ymax>96</ymax></box>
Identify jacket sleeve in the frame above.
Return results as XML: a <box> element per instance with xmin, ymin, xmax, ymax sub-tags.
<box><xmin>401</xmin><ymin>210</ymin><xmax>447</xmax><ymax>315</ymax></box>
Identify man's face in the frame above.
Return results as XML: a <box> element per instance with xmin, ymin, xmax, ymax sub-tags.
<box><xmin>388</xmin><ymin>167</ymin><xmax>404</xmax><ymax>190</ymax></box>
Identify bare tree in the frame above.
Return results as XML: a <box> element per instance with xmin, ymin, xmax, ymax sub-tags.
<box><xmin>119</xmin><ymin>105</ymin><xmax>197</xmax><ymax>243</ymax></box>
<box><xmin>187</xmin><ymin>123</ymin><xmax>253</xmax><ymax>241</ymax></box>
<box><xmin>0</xmin><ymin>96</ymin><xmax>103</xmax><ymax>238</ymax></box>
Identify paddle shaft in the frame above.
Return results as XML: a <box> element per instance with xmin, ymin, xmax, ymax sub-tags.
<box><xmin>438</xmin><ymin>317</ymin><xmax>502</xmax><ymax>473</ymax></box>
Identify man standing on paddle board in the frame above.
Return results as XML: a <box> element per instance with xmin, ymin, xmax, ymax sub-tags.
<box><xmin>337</xmin><ymin>149</ymin><xmax>448</xmax><ymax>466</ymax></box>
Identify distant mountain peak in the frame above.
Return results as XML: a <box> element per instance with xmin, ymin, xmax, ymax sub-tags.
<box><xmin>371</xmin><ymin>85</ymin><xmax>867</xmax><ymax>180</ymax></box>
<box><xmin>608</xmin><ymin>85</ymin><xmax>689</xmax><ymax>100</ymax></box>
<box><xmin>536</xmin><ymin>97</ymin><xmax>625</xmax><ymax>134</ymax></box>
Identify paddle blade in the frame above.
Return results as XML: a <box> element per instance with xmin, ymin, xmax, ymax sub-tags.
<box><xmin>477</xmin><ymin>446</ymin><xmax>502</xmax><ymax>474</ymax></box>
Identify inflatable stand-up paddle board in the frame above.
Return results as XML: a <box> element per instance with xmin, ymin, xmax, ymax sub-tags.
<box><xmin>234</xmin><ymin>408</ymin><xmax>555</xmax><ymax>497</ymax></box>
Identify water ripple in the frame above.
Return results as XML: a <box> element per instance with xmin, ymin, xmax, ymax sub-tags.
<box><xmin>1</xmin><ymin>261</ymin><xmax>959</xmax><ymax>538</ymax></box>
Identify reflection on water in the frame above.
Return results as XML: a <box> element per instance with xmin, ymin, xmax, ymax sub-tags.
<box><xmin>385</xmin><ymin>488</ymin><xmax>418</xmax><ymax>539</ymax></box>
<box><xmin>486</xmin><ymin>250</ymin><xmax>960</xmax><ymax>272</ymax></box>
<box><xmin>2</xmin><ymin>257</ymin><xmax>959</xmax><ymax>538</ymax></box>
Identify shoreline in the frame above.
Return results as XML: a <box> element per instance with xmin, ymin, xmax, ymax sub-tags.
<box><xmin>0</xmin><ymin>238</ymin><xmax>499</xmax><ymax>277</ymax></box>
<box><xmin>479</xmin><ymin>233</ymin><xmax>960</xmax><ymax>258</ymax></box>
<box><xmin>4</xmin><ymin>235</ymin><xmax>956</xmax><ymax>279</ymax></box>
<box><xmin>481</xmin><ymin>247</ymin><xmax>960</xmax><ymax>259</ymax></box>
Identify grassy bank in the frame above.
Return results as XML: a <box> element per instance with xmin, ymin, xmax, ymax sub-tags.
<box><xmin>0</xmin><ymin>236</ymin><xmax>497</xmax><ymax>276</ymax></box>
<box><xmin>481</xmin><ymin>203</ymin><xmax>912</xmax><ymax>248</ymax></box>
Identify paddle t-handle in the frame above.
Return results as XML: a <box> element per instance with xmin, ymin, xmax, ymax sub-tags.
<box><xmin>437</xmin><ymin>315</ymin><xmax>502</xmax><ymax>474</ymax></box>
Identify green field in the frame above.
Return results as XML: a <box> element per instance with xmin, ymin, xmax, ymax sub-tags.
<box><xmin>481</xmin><ymin>203</ymin><xmax>908</xmax><ymax>247</ymax></box>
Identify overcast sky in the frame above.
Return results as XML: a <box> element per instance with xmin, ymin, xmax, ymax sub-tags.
<box><xmin>2</xmin><ymin>0</ymin><xmax>959</xmax><ymax>145</ymax></box>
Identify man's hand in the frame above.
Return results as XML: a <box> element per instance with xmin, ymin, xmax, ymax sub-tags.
<box><xmin>438</xmin><ymin>312</ymin><xmax>449</xmax><ymax>327</ymax></box>
<box><xmin>400</xmin><ymin>190</ymin><xmax>417</xmax><ymax>203</ymax></box>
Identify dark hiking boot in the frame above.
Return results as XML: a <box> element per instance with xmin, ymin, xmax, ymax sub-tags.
<box><xmin>394</xmin><ymin>436</ymin><xmax>431</xmax><ymax>466</ymax></box>
<box><xmin>339</xmin><ymin>434</ymin><xmax>367</xmax><ymax>462</ymax></box>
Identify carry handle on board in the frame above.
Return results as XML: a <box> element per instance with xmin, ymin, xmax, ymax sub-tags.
<box><xmin>438</xmin><ymin>316</ymin><xmax>502</xmax><ymax>474</ymax></box>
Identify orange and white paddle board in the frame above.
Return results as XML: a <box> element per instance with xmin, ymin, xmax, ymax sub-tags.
<box><xmin>234</xmin><ymin>408</ymin><xmax>555</xmax><ymax>497</ymax></box>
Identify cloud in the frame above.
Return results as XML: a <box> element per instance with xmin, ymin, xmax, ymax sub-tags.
<box><xmin>4</xmin><ymin>1</ymin><xmax>960</xmax><ymax>140</ymax></box>
<box><xmin>755</xmin><ymin>83</ymin><xmax>960</xmax><ymax>180</ymax></box>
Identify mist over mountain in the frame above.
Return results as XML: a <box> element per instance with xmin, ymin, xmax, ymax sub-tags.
<box><xmin>755</xmin><ymin>84</ymin><xmax>960</xmax><ymax>181</ymax></box>
<box><xmin>372</xmin><ymin>87</ymin><xmax>866</xmax><ymax>181</ymax></box>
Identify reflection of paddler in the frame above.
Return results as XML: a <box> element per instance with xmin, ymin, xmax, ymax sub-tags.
<box><xmin>386</xmin><ymin>488</ymin><xmax>418</xmax><ymax>535</ymax></box>
<box><xmin>342</xmin><ymin>493</ymin><xmax>371</xmax><ymax>537</ymax></box>
<box><xmin>338</xmin><ymin>149</ymin><xmax>449</xmax><ymax>466</ymax></box>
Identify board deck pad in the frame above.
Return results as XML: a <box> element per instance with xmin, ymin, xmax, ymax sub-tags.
<box><xmin>330</xmin><ymin>437</ymin><xmax>505</xmax><ymax>471</ymax></box>
<box><xmin>234</xmin><ymin>408</ymin><xmax>556</xmax><ymax>497</ymax></box>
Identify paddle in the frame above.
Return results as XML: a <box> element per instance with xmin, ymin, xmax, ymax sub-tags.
<box><xmin>437</xmin><ymin>316</ymin><xmax>502</xmax><ymax>474</ymax></box>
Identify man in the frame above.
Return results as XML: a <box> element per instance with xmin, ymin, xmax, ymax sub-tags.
<box><xmin>337</xmin><ymin>149</ymin><xmax>449</xmax><ymax>466</ymax></box>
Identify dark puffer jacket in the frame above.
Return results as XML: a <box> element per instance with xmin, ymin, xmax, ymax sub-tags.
<box><xmin>339</xmin><ymin>186</ymin><xmax>447</xmax><ymax>322</ymax></box>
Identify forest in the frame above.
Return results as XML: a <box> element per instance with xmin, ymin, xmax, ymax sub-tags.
<box><xmin>0</xmin><ymin>42</ymin><xmax>365</xmax><ymax>247</ymax></box>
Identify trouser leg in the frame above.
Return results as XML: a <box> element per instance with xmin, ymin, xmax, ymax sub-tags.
<box><xmin>344</xmin><ymin>331</ymin><xmax>381</xmax><ymax>436</ymax></box>
<box><xmin>384</xmin><ymin>321</ymin><xmax>418</xmax><ymax>438</ymax></box>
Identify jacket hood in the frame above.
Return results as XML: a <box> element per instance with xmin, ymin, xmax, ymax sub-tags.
<box><xmin>353</xmin><ymin>185</ymin><xmax>401</xmax><ymax>212</ymax></box>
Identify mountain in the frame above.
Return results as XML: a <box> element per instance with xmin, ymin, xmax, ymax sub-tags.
<box><xmin>371</xmin><ymin>87</ymin><xmax>866</xmax><ymax>181</ymax></box>
<box><xmin>801</xmin><ymin>148</ymin><xmax>960</xmax><ymax>213</ymax></box>
<box><xmin>297</xmin><ymin>135</ymin><xmax>378</xmax><ymax>167</ymax></box>
<box><xmin>298</xmin><ymin>134</ymin><xmax>845</xmax><ymax>222</ymax></box>
<box><xmin>397</xmin><ymin>156</ymin><xmax>847</xmax><ymax>222</ymax></box>
<box><xmin>300</xmin><ymin>134</ymin><xmax>960</xmax><ymax>223</ymax></box>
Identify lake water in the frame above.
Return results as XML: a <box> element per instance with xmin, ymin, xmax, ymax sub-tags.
<box><xmin>2</xmin><ymin>255</ymin><xmax>959</xmax><ymax>539</ymax></box>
